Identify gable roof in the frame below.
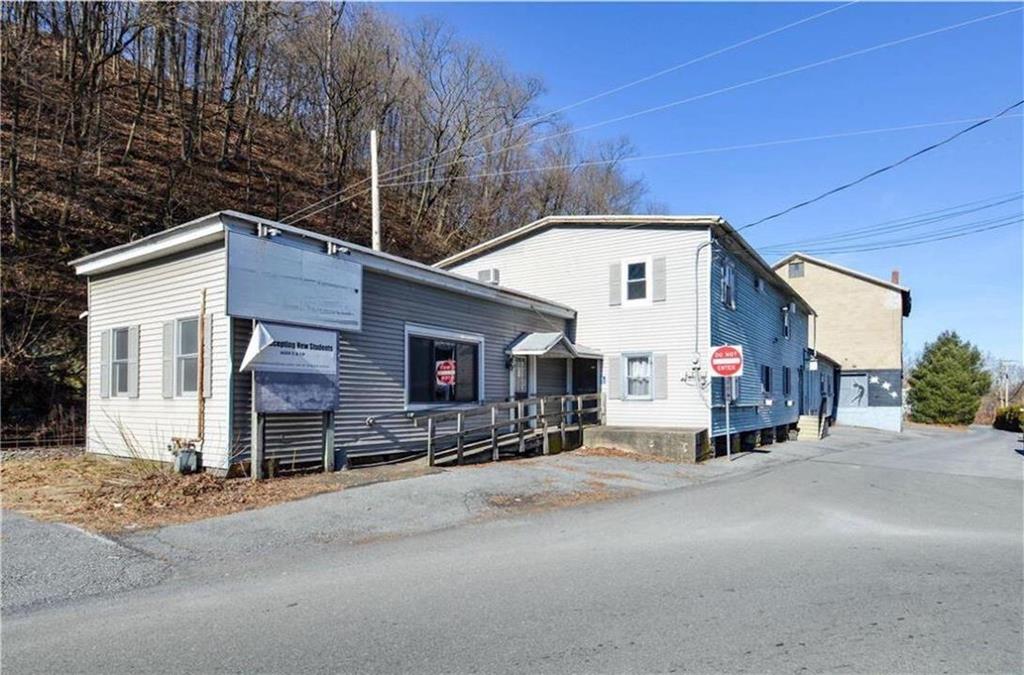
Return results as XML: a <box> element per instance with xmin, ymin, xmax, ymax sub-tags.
<box><xmin>435</xmin><ymin>214</ymin><xmax>816</xmax><ymax>316</ymax></box>
<box><xmin>772</xmin><ymin>252</ymin><xmax>911</xmax><ymax>317</ymax></box>
<box><xmin>69</xmin><ymin>211</ymin><xmax>576</xmax><ymax>320</ymax></box>
<box><xmin>435</xmin><ymin>214</ymin><xmax>720</xmax><ymax>268</ymax></box>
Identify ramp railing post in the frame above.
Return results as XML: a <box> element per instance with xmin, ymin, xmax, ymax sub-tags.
<box><xmin>541</xmin><ymin>398</ymin><xmax>550</xmax><ymax>455</ymax></box>
<box><xmin>491</xmin><ymin>406</ymin><xmax>499</xmax><ymax>462</ymax></box>
<box><xmin>426</xmin><ymin>417</ymin><xmax>435</xmax><ymax>466</ymax></box>
<box><xmin>559</xmin><ymin>396</ymin><xmax>567</xmax><ymax>450</ymax></box>
<box><xmin>517</xmin><ymin>400</ymin><xmax>526</xmax><ymax>454</ymax></box>
<box><xmin>456</xmin><ymin>411</ymin><xmax>464</xmax><ymax>465</ymax></box>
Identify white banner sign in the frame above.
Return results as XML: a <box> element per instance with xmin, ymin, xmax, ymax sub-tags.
<box><xmin>240</xmin><ymin>322</ymin><xmax>337</xmax><ymax>375</ymax></box>
<box><xmin>227</xmin><ymin>231</ymin><xmax>362</xmax><ymax>332</ymax></box>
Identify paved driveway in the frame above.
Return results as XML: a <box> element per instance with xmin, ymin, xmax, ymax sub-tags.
<box><xmin>3</xmin><ymin>425</ymin><xmax>1021</xmax><ymax>673</ymax></box>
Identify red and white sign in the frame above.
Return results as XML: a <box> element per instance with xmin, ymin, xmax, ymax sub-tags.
<box><xmin>435</xmin><ymin>359</ymin><xmax>456</xmax><ymax>386</ymax></box>
<box><xmin>710</xmin><ymin>345</ymin><xmax>744</xmax><ymax>378</ymax></box>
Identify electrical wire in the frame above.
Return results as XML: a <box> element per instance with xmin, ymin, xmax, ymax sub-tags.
<box><xmin>375</xmin><ymin>115</ymin><xmax>1023</xmax><ymax>191</ymax></box>
<box><xmin>758</xmin><ymin>191</ymin><xmax>1024</xmax><ymax>250</ymax></box>
<box><xmin>738</xmin><ymin>98</ymin><xmax>1024</xmax><ymax>231</ymax></box>
<box><xmin>763</xmin><ymin>214</ymin><xmax>1022</xmax><ymax>255</ymax></box>
<box><xmin>378</xmin><ymin>6</ymin><xmax>1024</xmax><ymax>192</ymax></box>
<box><xmin>280</xmin><ymin>1</ymin><xmax>859</xmax><ymax>223</ymax></box>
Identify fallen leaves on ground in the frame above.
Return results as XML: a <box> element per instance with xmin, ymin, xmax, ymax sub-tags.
<box><xmin>0</xmin><ymin>452</ymin><xmax>436</xmax><ymax>534</ymax></box>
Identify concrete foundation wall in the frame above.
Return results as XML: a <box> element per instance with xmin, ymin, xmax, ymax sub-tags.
<box><xmin>583</xmin><ymin>426</ymin><xmax>708</xmax><ymax>463</ymax></box>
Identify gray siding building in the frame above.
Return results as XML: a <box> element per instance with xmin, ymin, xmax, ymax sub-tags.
<box><xmin>72</xmin><ymin>211</ymin><xmax>585</xmax><ymax>473</ymax></box>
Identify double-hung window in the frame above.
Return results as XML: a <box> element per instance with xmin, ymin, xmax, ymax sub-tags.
<box><xmin>761</xmin><ymin>365</ymin><xmax>772</xmax><ymax>394</ymax></box>
<box><xmin>624</xmin><ymin>353</ymin><xmax>653</xmax><ymax>400</ymax></box>
<box><xmin>620</xmin><ymin>257</ymin><xmax>651</xmax><ymax>304</ymax></box>
<box><xmin>782</xmin><ymin>307</ymin><xmax>791</xmax><ymax>339</ymax></box>
<box><xmin>406</xmin><ymin>326</ymin><xmax>482</xmax><ymax>406</ymax></box>
<box><xmin>721</xmin><ymin>263</ymin><xmax>736</xmax><ymax>309</ymax></box>
<box><xmin>788</xmin><ymin>261</ymin><xmax>804</xmax><ymax>278</ymax></box>
<box><xmin>176</xmin><ymin>317</ymin><xmax>199</xmax><ymax>396</ymax></box>
<box><xmin>111</xmin><ymin>327</ymin><xmax>130</xmax><ymax>396</ymax></box>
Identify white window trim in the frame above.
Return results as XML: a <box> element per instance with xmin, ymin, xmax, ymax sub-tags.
<box><xmin>621</xmin><ymin>255</ymin><xmax>653</xmax><ymax>307</ymax></box>
<box><xmin>622</xmin><ymin>351</ymin><xmax>654</xmax><ymax>401</ymax></box>
<box><xmin>721</xmin><ymin>261</ymin><xmax>736</xmax><ymax>310</ymax></box>
<box><xmin>404</xmin><ymin>322</ymin><xmax>485</xmax><ymax>411</ymax></box>
<box><xmin>110</xmin><ymin>326</ymin><xmax>130</xmax><ymax>397</ymax></box>
<box><xmin>175</xmin><ymin>316</ymin><xmax>199</xmax><ymax>399</ymax></box>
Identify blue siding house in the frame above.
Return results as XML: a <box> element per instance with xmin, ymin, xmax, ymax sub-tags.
<box><xmin>710</xmin><ymin>244</ymin><xmax>815</xmax><ymax>445</ymax></box>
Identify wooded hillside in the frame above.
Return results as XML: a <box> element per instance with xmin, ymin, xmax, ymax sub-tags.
<box><xmin>1</xmin><ymin>2</ymin><xmax>648</xmax><ymax>436</ymax></box>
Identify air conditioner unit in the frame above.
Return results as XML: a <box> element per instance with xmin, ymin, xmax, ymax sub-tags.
<box><xmin>477</xmin><ymin>268</ymin><xmax>501</xmax><ymax>285</ymax></box>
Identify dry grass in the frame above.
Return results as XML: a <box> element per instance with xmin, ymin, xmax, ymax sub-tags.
<box><xmin>574</xmin><ymin>445</ymin><xmax>678</xmax><ymax>463</ymax></box>
<box><xmin>0</xmin><ymin>453</ymin><xmax>437</xmax><ymax>534</ymax></box>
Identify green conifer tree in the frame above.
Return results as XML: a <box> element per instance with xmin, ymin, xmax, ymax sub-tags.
<box><xmin>908</xmin><ymin>331</ymin><xmax>991</xmax><ymax>425</ymax></box>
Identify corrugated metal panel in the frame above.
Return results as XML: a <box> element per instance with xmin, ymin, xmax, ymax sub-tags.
<box><xmin>87</xmin><ymin>244</ymin><xmax>231</xmax><ymax>468</ymax></box>
<box><xmin>709</xmin><ymin>245</ymin><xmax>809</xmax><ymax>436</ymax></box>
<box><xmin>231</xmin><ymin>269</ymin><xmax>571</xmax><ymax>462</ymax></box>
<box><xmin>446</xmin><ymin>225</ymin><xmax>711</xmax><ymax>429</ymax></box>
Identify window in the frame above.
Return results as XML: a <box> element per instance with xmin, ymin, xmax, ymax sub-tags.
<box><xmin>755</xmin><ymin>277</ymin><xmax>765</xmax><ymax>293</ymax></box>
<box><xmin>624</xmin><ymin>353</ymin><xmax>653</xmax><ymax>400</ymax></box>
<box><xmin>111</xmin><ymin>327</ymin><xmax>129</xmax><ymax>396</ymax></box>
<box><xmin>788</xmin><ymin>261</ymin><xmax>804</xmax><ymax>278</ymax></box>
<box><xmin>782</xmin><ymin>307</ymin><xmax>791</xmax><ymax>339</ymax></box>
<box><xmin>622</xmin><ymin>260</ymin><xmax>647</xmax><ymax>303</ymax></box>
<box><xmin>407</xmin><ymin>327</ymin><xmax>482</xmax><ymax>405</ymax></box>
<box><xmin>761</xmin><ymin>365</ymin><xmax>772</xmax><ymax>394</ymax></box>
<box><xmin>176</xmin><ymin>317</ymin><xmax>199</xmax><ymax>396</ymax></box>
<box><xmin>720</xmin><ymin>263</ymin><xmax>736</xmax><ymax>309</ymax></box>
<box><xmin>512</xmin><ymin>356</ymin><xmax>529</xmax><ymax>400</ymax></box>
<box><xmin>783</xmin><ymin>366</ymin><xmax>791</xmax><ymax>397</ymax></box>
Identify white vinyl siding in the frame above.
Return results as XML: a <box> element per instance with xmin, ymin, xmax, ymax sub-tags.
<box><xmin>87</xmin><ymin>244</ymin><xmax>230</xmax><ymax>469</ymax></box>
<box><xmin>447</xmin><ymin>225</ymin><xmax>710</xmax><ymax>429</ymax></box>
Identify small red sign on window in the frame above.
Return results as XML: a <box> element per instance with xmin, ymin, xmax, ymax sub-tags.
<box><xmin>435</xmin><ymin>359</ymin><xmax>456</xmax><ymax>386</ymax></box>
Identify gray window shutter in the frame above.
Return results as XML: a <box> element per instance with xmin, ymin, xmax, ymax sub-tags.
<box><xmin>652</xmin><ymin>256</ymin><xmax>667</xmax><ymax>302</ymax></box>
<box><xmin>127</xmin><ymin>325</ymin><xmax>140</xmax><ymax>399</ymax></box>
<box><xmin>608</xmin><ymin>263</ymin><xmax>621</xmax><ymax>306</ymax></box>
<box><xmin>606</xmin><ymin>355</ymin><xmax>622</xmax><ymax>400</ymax></box>
<box><xmin>203</xmin><ymin>314</ymin><xmax>213</xmax><ymax>398</ymax></box>
<box><xmin>162</xmin><ymin>321</ymin><xmax>174</xmax><ymax>399</ymax></box>
<box><xmin>653</xmin><ymin>353</ymin><xmax>669</xmax><ymax>400</ymax></box>
<box><xmin>99</xmin><ymin>330</ymin><xmax>111</xmax><ymax>399</ymax></box>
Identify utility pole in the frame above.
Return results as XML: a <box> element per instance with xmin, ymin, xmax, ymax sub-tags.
<box><xmin>370</xmin><ymin>129</ymin><xmax>381</xmax><ymax>251</ymax></box>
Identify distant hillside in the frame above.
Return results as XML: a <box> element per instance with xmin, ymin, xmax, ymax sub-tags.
<box><xmin>1</xmin><ymin>3</ymin><xmax>645</xmax><ymax>434</ymax></box>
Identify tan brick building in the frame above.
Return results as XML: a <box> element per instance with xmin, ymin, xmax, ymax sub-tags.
<box><xmin>773</xmin><ymin>253</ymin><xmax>911</xmax><ymax>432</ymax></box>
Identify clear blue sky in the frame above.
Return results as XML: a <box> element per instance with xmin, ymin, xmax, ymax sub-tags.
<box><xmin>384</xmin><ymin>1</ymin><xmax>1023</xmax><ymax>361</ymax></box>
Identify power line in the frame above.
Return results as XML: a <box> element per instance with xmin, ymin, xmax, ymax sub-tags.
<box><xmin>763</xmin><ymin>214</ymin><xmax>1022</xmax><ymax>255</ymax></box>
<box><xmin>738</xmin><ymin>98</ymin><xmax>1024</xmax><ymax>232</ymax></box>
<box><xmin>281</xmin><ymin>1</ymin><xmax>858</xmax><ymax>223</ymax></box>
<box><xmin>375</xmin><ymin>115</ymin><xmax>1023</xmax><ymax>191</ymax></box>
<box><xmin>758</xmin><ymin>192</ymin><xmax>1023</xmax><ymax>250</ymax></box>
<box><xmin>378</xmin><ymin>6</ymin><xmax>1023</xmax><ymax>192</ymax></box>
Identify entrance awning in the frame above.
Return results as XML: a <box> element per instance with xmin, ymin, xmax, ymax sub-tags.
<box><xmin>507</xmin><ymin>332</ymin><xmax>601</xmax><ymax>359</ymax></box>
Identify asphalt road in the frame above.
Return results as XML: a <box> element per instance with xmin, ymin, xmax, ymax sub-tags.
<box><xmin>3</xmin><ymin>426</ymin><xmax>1021</xmax><ymax>673</ymax></box>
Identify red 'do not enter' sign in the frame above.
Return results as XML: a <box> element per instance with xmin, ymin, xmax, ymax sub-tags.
<box><xmin>710</xmin><ymin>345</ymin><xmax>744</xmax><ymax>377</ymax></box>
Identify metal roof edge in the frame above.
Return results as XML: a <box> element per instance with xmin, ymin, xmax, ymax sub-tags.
<box><xmin>71</xmin><ymin>210</ymin><xmax>576</xmax><ymax>320</ymax></box>
<box><xmin>710</xmin><ymin>221</ymin><xmax>817</xmax><ymax>317</ymax></box>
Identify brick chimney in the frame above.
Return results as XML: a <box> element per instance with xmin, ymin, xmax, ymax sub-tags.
<box><xmin>891</xmin><ymin>269</ymin><xmax>900</xmax><ymax>285</ymax></box>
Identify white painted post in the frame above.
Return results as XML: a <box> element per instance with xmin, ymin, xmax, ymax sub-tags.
<box><xmin>370</xmin><ymin>129</ymin><xmax>381</xmax><ymax>251</ymax></box>
<box><xmin>426</xmin><ymin>417</ymin><xmax>435</xmax><ymax>467</ymax></box>
<box><xmin>491</xmin><ymin>406</ymin><xmax>499</xmax><ymax>462</ymax></box>
<box><xmin>456</xmin><ymin>412</ymin><xmax>464</xmax><ymax>465</ymax></box>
